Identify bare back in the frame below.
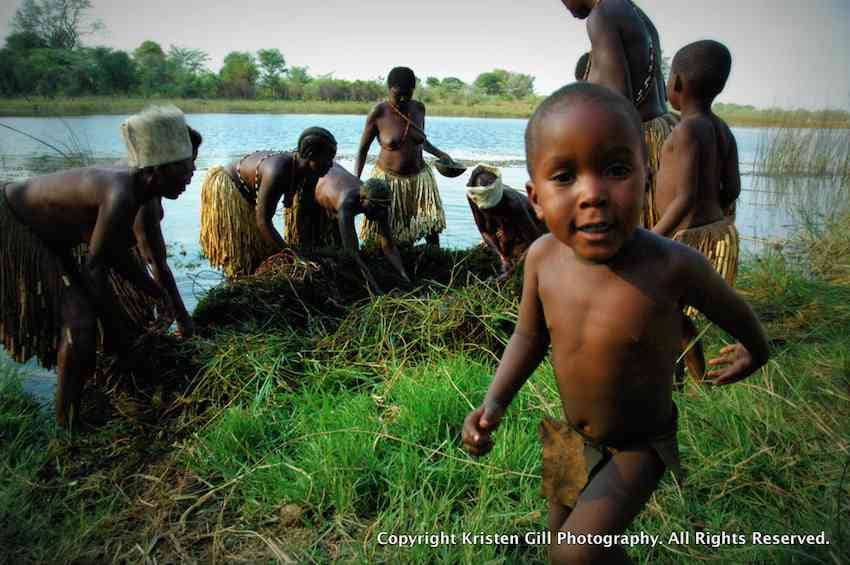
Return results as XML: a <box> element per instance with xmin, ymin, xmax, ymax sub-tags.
<box><xmin>655</xmin><ymin>113</ymin><xmax>737</xmax><ymax>233</ymax></box>
<box><xmin>4</xmin><ymin>167</ymin><xmax>139</xmax><ymax>252</ymax></box>
<box><xmin>587</xmin><ymin>0</ymin><xmax>666</xmax><ymax>121</ymax></box>
<box><xmin>527</xmin><ymin>231</ymin><xmax>686</xmax><ymax>444</ymax></box>
<box><xmin>315</xmin><ymin>162</ymin><xmax>361</xmax><ymax>215</ymax></box>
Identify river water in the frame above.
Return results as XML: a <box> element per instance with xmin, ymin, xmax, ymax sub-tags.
<box><xmin>0</xmin><ymin>113</ymin><xmax>845</xmax><ymax>402</ymax></box>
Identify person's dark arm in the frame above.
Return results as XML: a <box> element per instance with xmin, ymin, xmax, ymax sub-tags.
<box><xmin>255</xmin><ymin>167</ymin><xmax>287</xmax><ymax>249</ymax></box>
<box><xmin>338</xmin><ymin>207</ymin><xmax>382</xmax><ymax>292</ymax></box>
<box><xmin>463</xmin><ymin>240</ymin><xmax>550</xmax><ymax>455</ymax></box>
<box><xmin>470</xmin><ymin>200</ymin><xmax>511</xmax><ymax>274</ymax></box>
<box><xmin>375</xmin><ymin>217</ymin><xmax>410</xmax><ymax>282</ymax></box>
<box><xmin>355</xmin><ymin>107</ymin><xmax>380</xmax><ymax>179</ymax></box>
<box><xmin>134</xmin><ymin>200</ymin><xmax>193</xmax><ymax>337</ymax></box>
<box><xmin>85</xmin><ymin>192</ymin><xmax>146</xmax><ymax>345</ymax></box>
<box><xmin>653</xmin><ymin>125</ymin><xmax>699</xmax><ymax>238</ymax></box>
<box><xmin>587</xmin><ymin>11</ymin><xmax>632</xmax><ymax>99</ymax></box>
<box><xmin>719</xmin><ymin>127</ymin><xmax>741</xmax><ymax>211</ymax></box>
<box><xmin>418</xmin><ymin>109</ymin><xmax>453</xmax><ymax>162</ymax></box>
<box><xmin>680</xmin><ymin>246</ymin><xmax>770</xmax><ymax>385</ymax></box>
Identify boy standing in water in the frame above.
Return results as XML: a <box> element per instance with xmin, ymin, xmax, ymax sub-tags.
<box><xmin>654</xmin><ymin>40</ymin><xmax>741</xmax><ymax>379</ymax></box>
<box><xmin>462</xmin><ymin>83</ymin><xmax>768</xmax><ymax>563</ymax></box>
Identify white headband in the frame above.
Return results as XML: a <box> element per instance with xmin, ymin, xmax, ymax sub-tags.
<box><xmin>466</xmin><ymin>163</ymin><xmax>504</xmax><ymax>210</ymax></box>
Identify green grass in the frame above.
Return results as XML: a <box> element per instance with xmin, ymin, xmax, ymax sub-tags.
<box><xmin>1</xmin><ymin>214</ymin><xmax>849</xmax><ymax>562</ymax></box>
<box><xmin>1</xmin><ymin>96</ymin><xmax>849</xmax><ymax>127</ymax></box>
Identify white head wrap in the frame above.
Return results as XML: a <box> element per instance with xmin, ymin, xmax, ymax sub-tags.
<box><xmin>465</xmin><ymin>163</ymin><xmax>504</xmax><ymax>210</ymax></box>
<box><xmin>121</xmin><ymin>105</ymin><xmax>192</xmax><ymax>169</ymax></box>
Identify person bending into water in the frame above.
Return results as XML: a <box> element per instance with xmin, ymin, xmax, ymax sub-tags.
<box><xmin>1</xmin><ymin>105</ymin><xmax>196</xmax><ymax>428</ymax></box>
<box><xmin>199</xmin><ymin>127</ymin><xmax>337</xmax><ymax>277</ymax></box>
<box><xmin>654</xmin><ymin>40</ymin><xmax>742</xmax><ymax>381</ymax></box>
<box><xmin>462</xmin><ymin>83</ymin><xmax>769</xmax><ymax>564</ymax></box>
<box><xmin>302</xmin><ymin>162</ymin><xmax>411</xmax><ymax>291</ymax></box>
<box><xmin>561</xmin><ymin>0</ymin><xmax>678</xmax><ymax>228</ymax></box>
<box><xmin>355</xmin><ymin>66</ymin><xmax>458</xmax><ymax>247</ymax></box>
<box><xmin>465</xmin><ymin>164</ymin><xmax>547</xmax><ymax>281</ymax></box>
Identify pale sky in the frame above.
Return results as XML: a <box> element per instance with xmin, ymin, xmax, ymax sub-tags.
<box><xmin>1</xmin><ymin>0</ymin><xmax>848</xmax><ymax>110</ymax></box>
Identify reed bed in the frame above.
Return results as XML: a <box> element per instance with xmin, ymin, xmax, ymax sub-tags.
<box><xmin>1</xmin><ymin>220</ymin><xmax>849</xmax><ymax>562</ymax></box>
<box><xmin>753</xmin><ymin>123</ymin><xmax>850</xmax><ymax>181</ymax></box>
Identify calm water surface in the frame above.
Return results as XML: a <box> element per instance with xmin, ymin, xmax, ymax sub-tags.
<box><xmin>0</xmin><ymin>114</ymin><xmax>845</xmax><ymax>401</ymax></box>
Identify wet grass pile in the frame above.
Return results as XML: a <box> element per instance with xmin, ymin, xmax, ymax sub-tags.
<box><xmin>2</xmin><ymin>223</ymin><xmax>849</xmax><ymax>562</ymax></box>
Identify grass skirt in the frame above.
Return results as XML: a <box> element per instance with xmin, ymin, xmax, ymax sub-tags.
<box><xmin>360</xmin><ymin>164</ymin><xmax>446</xmax><ymax>245</ymax></box>
<box><xmin>200</xmin><ymin>166</ymin><xmax>278</xmax><ymax>278</ymax></box>
<box><xmin>674</xmin><ymin>218</ymin><xmax>740</xmax><ymax>317</ymax></box>
<box><xmin>282</xmin><ymin>189</ymin><xmax>341</xmax><ymax>249</ymax></box>
<box><xmin>0</xmin><ymin>189</ymin><xmax>69</xmax><ymax>368</ymax></box>
<box><xmin>71</xmin><ymin>244</ymin><xmax>174</xmax><ymax>334</ymax></box>
<box><xmin>642</xmin><ymin>112</ymin><xmax>678</xmax><ymax>228</ymax></box>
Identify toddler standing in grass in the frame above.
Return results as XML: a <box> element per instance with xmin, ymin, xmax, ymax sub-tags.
<box><xmin>653</xmin><ymin>40</ymin><xmax>742</xmax><ymax>380</ymax></box>
<box><xmin>462</xmin><ymin>82</ymin><xmax>769</xmax><ymax>564</ymax></box>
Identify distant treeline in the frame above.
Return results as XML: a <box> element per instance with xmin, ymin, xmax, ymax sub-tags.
<box><xmin>0</xmin><ymin>33</ymin><xmax>536</xmax><ymax>105</ymax></box>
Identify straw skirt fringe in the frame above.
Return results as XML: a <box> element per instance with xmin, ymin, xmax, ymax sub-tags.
<box><xmin>1</xmin><ymin>189</ymin><xmax>69</xmax><ymax>368</ymax></box>
<box><xmin>360</xmin><ymin>164</ymin><xmax>446</xmax><ymax>245</ymax></box>
<box><xmin>674</xmin><ymin>218</ymin><xmax>740</xmax><ymax>318</ymax></box>
<box><xmin>72</xmin><ymin>244</ymin><xmax>174</xmax><ymax>334</ymax></box>
<box><xmin>200</xmin><ymin>166</ymin><xmax>278</xmax><ymax>278</ymax></box>
<box><xmin>642</xmin><ymin>112</ymin><xmax>678</xmax><ymax>228</ymax></box>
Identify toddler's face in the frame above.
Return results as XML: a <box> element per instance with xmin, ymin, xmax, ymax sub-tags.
<box><xmin>526</xmin><ymin>101</ymin><xmax>646</xmax><ymax>262</ymax></box>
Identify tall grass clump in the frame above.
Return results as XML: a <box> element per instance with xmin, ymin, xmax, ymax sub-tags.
<box><xmin>753</xmin><ymin>122</ymin><xmax>850</xmax><ymax>181</ymax></box>
<box><xmin>0</xmin><ymin>119</ymin><xmax>93</xmax><ymax>169</ymax></box>
<box><xmin>2</xmin><ymin>214</ymin><xmax>849</xmax><ymax>562</ymax></box>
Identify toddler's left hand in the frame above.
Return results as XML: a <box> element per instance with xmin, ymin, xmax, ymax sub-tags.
<box><xmin>706</xmin><ymin>343</ymin><xmax>757</xmax><ymax>385</ymax></box>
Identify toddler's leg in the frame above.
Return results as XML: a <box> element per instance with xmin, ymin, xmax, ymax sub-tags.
<box><xmin>550</xmin><ymin>447</ymin><xmax>664</xmax><ymax>565</ymax></box>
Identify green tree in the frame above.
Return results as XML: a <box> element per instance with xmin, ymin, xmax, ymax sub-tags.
<box><xmin>425</xmin><ymin>76</ymin><xmax>440</xmax><ymax>88</ymax></box>
<box><xmin>133</xmin><ymin>40</ymin><xmax>173</xmax><ymax>95</ymax></box>
<box><xmin>220</xmin><ymin>51</ymin><xmax>259</xmax><ymax>98</ymax></box>
<box><xmin>441</xmin><ymin>77</ymin><xmax>466</xmax><ymax>92</ymax></box>
<box><xmin>166</xmin><ymin>46</ymin><xmax>210</xmax><ymax>96</ymax></box>
<box><xmin>474</xmin><ymin>69</ymin><xmax>510</xmax><ymax>96</ymax></box>
<box><xmin>505</xmin><ymin>72</ymin><xmax>535</xmax><ymax>99</ymax></box>
<box><xmin>10</xmin><ymin>0</ymin><xmax>103</xmax><ymax>49</ymax></box>
<box><xmin>90</xmin><ymin>47</ymin><xmax>135</xmax><ymax>94</ymax></box>
<box><xmin>257</xmin><ymin>48</ymin><xmax>286</xmax><ymax>98</ymax></box>
<box><xmin>167</xmin><ymin>46</ymin><xmax>209</xmax><ymax>74</ymax></box>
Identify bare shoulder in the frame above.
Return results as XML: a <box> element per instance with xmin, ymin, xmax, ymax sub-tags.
<box><xmin>263</xmin><ymin>152</ymin><xmax>294</xmax><ymax>181</ymax></box>
<box><xmin>368</xmin><ymin>102</ymin><xmax>387</xmax><ymax>119</ymax></box>
<box><xmin>527</xmin><ymin>233</ymin><xmax>569</xmax><ymax>269</ymax></box>
<box><xmin>641</xmin><ymin>228</ymin><xmax>713</xmax><ymax>282</ymax></box>
<box><xmin>669</xmin><ymin>115</ymin><xmax>711</xmax><ymax>148</ymax></box>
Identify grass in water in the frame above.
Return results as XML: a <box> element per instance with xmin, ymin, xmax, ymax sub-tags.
<box><xmin>1</xmin><ymin>212</ymin><xmax>849</xmax><ymax>562</ymax></box>
<box><xmin>753</xmin><ymin>123</ymin><xmax>850</xmax><ymax>181</ymax></box>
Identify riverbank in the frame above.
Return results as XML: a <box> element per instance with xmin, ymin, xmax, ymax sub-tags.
<box><xmin>1</xmin><ymin>212</ymin><xmax>849</xmax><ymax>562</ymax></box>
<box><xmin>2</xmin><ymin>97</ymin><xmax>849</xmax><ymax>128</ymax></box>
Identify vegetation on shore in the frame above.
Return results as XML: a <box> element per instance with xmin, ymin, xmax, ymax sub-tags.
<box><xmin>1</xmin><ymin>96</ymin><xmax>849</xmax><ymax>128</ymax></box>
<box><xmin>1</xmin><ymin>201</ymin><xmax>849</xmax><ymax>562</ymax></box>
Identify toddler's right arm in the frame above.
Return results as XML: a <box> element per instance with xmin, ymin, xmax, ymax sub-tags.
<box><xmin>463</xmin><ymin>242</ymin><xmax>550</xmax><ymax>456</ymax></box>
